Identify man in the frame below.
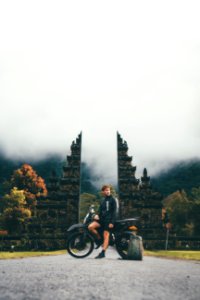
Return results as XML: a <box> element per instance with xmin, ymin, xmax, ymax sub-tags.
<box><xmin>88</xmin><ymin>185</ymin><xmax>117</xmax><ymax>259</ymax></box>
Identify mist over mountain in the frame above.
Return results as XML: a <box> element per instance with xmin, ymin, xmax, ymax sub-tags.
<box><xmin>1</xmin><ymin>2</ymin><xmax>200</xmax><ymax>186</ymax></box>
<box><xmin>0</xmin><ymin>152</ymin><xmax>62</xmax><ymax>181</ymax></box>
<box><xmin>0</xmin><ymin>152</ymin><xmax>199</xmax><ymax>197</ymax></box>
<box><xmin>0</xmin><ymin>153</ymin><xmax>99</xmax><ymax>195</ymax></box>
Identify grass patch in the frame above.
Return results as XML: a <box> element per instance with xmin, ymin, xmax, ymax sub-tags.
<box><xmin>0</xmin><ymin>250</ymin><xmax>66</xmax><ymax>259</ymax></box>
<box><xmin>144</xmin><ymin>250</ymin><xmax>200</xmax><ymax>261</ymax></box>
<box><xmin>1</xmin><ymin>250</ymin><xmax>200</xmax><ymax>261</ymax></box>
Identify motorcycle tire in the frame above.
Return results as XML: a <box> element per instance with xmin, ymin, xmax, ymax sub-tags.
<box><xmin>66</xmin><ymin>232</ymin><xmax>94</xmax><ymax>258</ymax></box>
<box><xmin>116</xmin><ymin>232</ymin><xmax>143</xmax><ymax>260</ymax></box>
<box><xmin>127</xmin><ymin>234</ymin><xmax>143</xmax><ymax>260</ymax></box>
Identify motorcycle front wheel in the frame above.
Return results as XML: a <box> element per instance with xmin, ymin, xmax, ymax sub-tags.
<box><xmin>66</xmin><ymin>232</ymin><xmax>94</xmax><ymax>258</ymax></box>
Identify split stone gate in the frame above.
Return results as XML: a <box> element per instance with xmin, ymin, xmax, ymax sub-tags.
<box><xmin>33</xmin><ymin>132</ymin><xmax>165</xmax><ymax>249</ymax></box>
<box><xmin>1</xmin><ymin>132</ymin><xmax>166</xmax><ymax>250</ymax></box>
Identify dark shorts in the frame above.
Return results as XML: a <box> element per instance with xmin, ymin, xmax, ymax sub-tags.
<box><xmin>99</xmin><ymin>220</ymin><xmax>111</xmax><ymax>232</ymax></box>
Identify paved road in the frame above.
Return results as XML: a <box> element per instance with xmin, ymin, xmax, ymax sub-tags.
<box><xmin>0</xmin><ymin>248</ymin><xmax>200</xmax><ymax>300</ymax></box>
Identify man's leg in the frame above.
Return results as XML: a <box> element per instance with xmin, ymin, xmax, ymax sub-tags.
<box><xmin>102</xmin><ymin>230</ymin><xmax>110</xmax><ymax>251</ymax></box>
<box><xmin>88</xmin><ymin>221</ymin><xmax>101</xmax><ymax>240</ymax></box>
<box><xmin>95</xmin><ymin>229</ymin><xmax>110</xmax><ymax>259</ymax></box>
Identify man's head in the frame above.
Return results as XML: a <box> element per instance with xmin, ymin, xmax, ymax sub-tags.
<box><xmin>101</xmin><ymin>185</ymin><xmax>111</xmax><ymax>197</ymax></box>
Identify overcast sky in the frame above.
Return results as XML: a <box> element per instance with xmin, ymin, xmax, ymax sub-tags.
<box><xmin>0</xmin><ymin>0</ymin><xmax>200</xmax><ymax>184</ymax></box>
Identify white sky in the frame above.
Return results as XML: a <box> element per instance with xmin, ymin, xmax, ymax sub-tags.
<box><xmin>0</xmin><ymin>0</ymin><xmax>200</xmax><ymax>184</ymax></box>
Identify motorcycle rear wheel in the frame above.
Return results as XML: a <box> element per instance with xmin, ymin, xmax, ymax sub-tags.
<box><xmin>66</xmin><ymin>232</ymin><xmax>94</xmax><ymax>258</ymax></box>
<box><xmin>116</xmin><ymin>232</ymin><xmax>143</xmax><ymax>260</ymax></box>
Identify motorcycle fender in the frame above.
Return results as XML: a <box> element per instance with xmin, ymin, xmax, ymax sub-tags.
<box><xmin>67</xmin><ymin>223</ymin><xmax>85</xmax><ymax>232</ymax></box>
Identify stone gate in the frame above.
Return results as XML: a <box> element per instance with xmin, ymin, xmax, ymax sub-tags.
<box><xmin>117</xmin><ymin>132</ymin><xmax>165</xmax><ymax>248</ymax></box>
<box><xmin>1</xmin><ymin>132</ymin><xmax>167</xmax><ymax>250</ymax></box>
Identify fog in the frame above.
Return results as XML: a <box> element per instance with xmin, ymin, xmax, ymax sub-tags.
<box><xmin>0</xmin><ymin>0</ymin><xmax>200</xmax><ymax>184</ymax></box>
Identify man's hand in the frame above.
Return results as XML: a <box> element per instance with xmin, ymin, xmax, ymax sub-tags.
<box><xmin>93</xmin><ymin>215</ymin><xmax>99</xmax><ymax>221</ymax></box>
<box><xmin>108</xmin><ymin>223</ymin><xmax>114</xmax><ymax>229</ymax></box>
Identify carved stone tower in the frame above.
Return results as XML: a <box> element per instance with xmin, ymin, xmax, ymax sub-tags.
<box><xmin>117</xmin><ymin>132</ymin><xmax>164</xmax><ymax>248</ymax></box>
<box><xmin>25</xmin><ymin>133</ymin><xmax>82</xmax><ymax>249</ymax></box>
<box><xmin>60</xmin><ymin>132</ymin><xmax>82</xmax><ymax>225</ymax></box>
<box><xmin>117</xmin><ymin>132</ymin><xmax>140</xmax><ymax>218</ymax></box>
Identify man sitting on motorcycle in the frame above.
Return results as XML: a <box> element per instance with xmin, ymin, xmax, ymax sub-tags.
<box><xmin>88</xmin><ymin>185</ymin><xmax>117</xmax><ymax>259</ymax></box>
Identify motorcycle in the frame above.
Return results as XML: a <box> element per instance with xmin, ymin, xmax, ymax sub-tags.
<box><xmin>66</xmin><ymin>205</ymin><xmax>143</xmax><ymax>260</ymax></box>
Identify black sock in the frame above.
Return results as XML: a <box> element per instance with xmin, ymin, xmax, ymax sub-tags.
<box><xmin>101</xmin><ymin>250</ymin><xmax>105</xmax><ymax>254</ymax></box>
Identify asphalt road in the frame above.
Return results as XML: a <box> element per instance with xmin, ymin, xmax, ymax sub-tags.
<box><xmin>0</xmin><ymin>248</ymin><xmax>200</xmax><ymax>300</ymax></box>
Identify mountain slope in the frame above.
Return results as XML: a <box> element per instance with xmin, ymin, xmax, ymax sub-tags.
<box><xmin>151</xmin><ymin>159</ymin><xmax>200</xmax><ymax>196</ymax></box>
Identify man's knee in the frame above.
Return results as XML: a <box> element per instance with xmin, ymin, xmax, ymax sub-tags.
<box><xmin>88</xmin><ymin>224</ymin><xmax>93</xmax><ymax>231</ymax></box>
<box><xmin>88</xmin><ymin>223</ymin><xmax>96</xmax><ymax>231</ymax></box>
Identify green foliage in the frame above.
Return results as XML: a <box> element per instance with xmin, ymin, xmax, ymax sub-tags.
<box><xmin>190</xmin><ymin>186</ymin><xmax>200</xmax><ymax>202</ymax></box>
<box><xmin>144</xmin><ymin>250</ymin><xmax>200</xmax><ymax>261</ymax></box>
<box><xmin>1</xmin><ymin>187</ymin><xmax>26</xmax><ymax>211</ymax></box>
<box><xmin>0</xmin><ymin>163</ymin><xmax>47</xmax><ymax>235</ymax></box>
<box><xmin>0</xmin><ymin>250</ymin><xmax>66</xmax><ymax>259</ymax></box>
<box><xmin>3</xmin><ymin>207</ymin><xmax>31</xmax><ymax>233</ymax></box>
<box><xmin>1</xmin><ymin>187</ymin><xmax>31</xmax><ymax>233</ymax></box>
<box><xmin>79</xmin><ymin>193</ymin><xmax>100</xmax><ymax>222</ymax></box>
<box><xmin>163</xmin><ymin>187</ymin><xmax>200</xmax><ymax>236</ymax></box>
<box><xmin>163</xmin><ymin>190</ymin><xmax>191</xmax><ymax>235</ymax></box>
<box><xmin>0</xmin><ymin>163</ymin><xmax>47</xmax><ymax>214</ymax></box>
<box><xmin>0</xmin><ymin>163</ymin><xmax>48</xmax><ymax>235</ymax></box>
<box><xmin>152</xmin><ymin>159</ymin><xmax>200</xmax><ymax>196</ymax></box>
<box><xmin>189</xmin><ymin>187</ymin><xmax>200</xmax><ymax>235</ymax></box>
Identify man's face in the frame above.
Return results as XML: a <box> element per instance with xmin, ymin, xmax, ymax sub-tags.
<box><xmin>102</xmin><ymin>188</ymin><xmax>111</xmax><ymax>197</ymax></box>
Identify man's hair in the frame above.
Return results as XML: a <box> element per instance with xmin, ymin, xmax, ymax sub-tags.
<box><xmin>101</xmin><ymin>185</ymin><xmax>111</xmax><ymax>191</ymax></box>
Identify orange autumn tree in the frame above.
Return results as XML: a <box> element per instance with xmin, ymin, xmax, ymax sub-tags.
<box><xmin>0</xmin><ymin>164</ymin><xmax>47</xmax><ymax>233</ymax></box>
<box><xmin>10</xmin><ymin>164</ymin><xmax>47</xmax><ymax>208</ymax></box>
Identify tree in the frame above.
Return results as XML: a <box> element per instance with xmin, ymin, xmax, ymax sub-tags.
<box><xmin>1</xmin><ymin>187</ymin><xmax>25</xmax><ymax>211</ymax></box>
<box><xmin>189</xmin><ymin>187</ymin><xmax>200</xmax><ymax>235</ymax></box>
<box><xmin>0</xmin><ymin>164</ymin><xmax>47</xmax><ymax>233</ymax></box>
<box><xmin>163</xmin><ymin>187</ymin><xmax>200</xmax><ymax>236</ymax></box>
<box><xmin>163</xmin><ymin>190</ymin><xmax>192</xmax><ymax>235</ymax></box>
<box><xmin>11</xmin><ymin>164</ymin><xmax>47</xmax><ymax>208</ymax></box>
<box><xmin>1</xmin><ymin>187</ymin><xmax>31</xmax><ymax>233</ymax></box>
